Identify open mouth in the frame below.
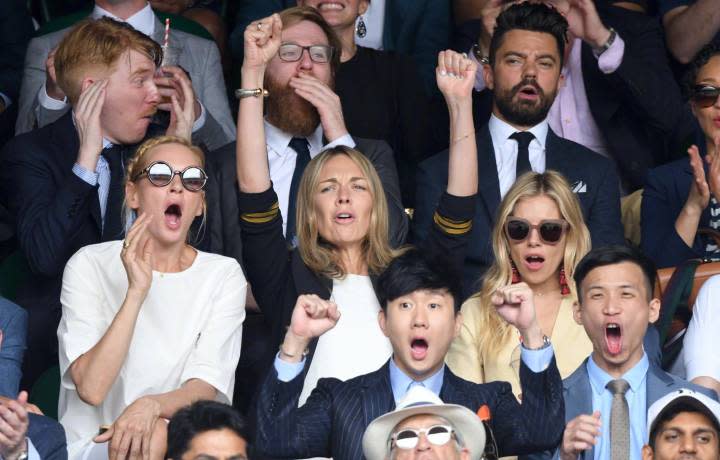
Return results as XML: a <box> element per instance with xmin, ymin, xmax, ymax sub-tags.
<box><xmin>335</xmin><ymin>212</ymin><xmax>354</xmax><ymax>223</ymax></box>
<box><xmin>605</xmin><ymin>323</ymin><xmax>622</xmax><ymax>356</ymax></box>
<box><xmin>524</xmin><ymin>255</ymin><xmax>545</xmax><ymax>271</ymax></box>
<box><xmin>164</xmin><ymin>204</ymin><xmax>182</xmax><ymax>229</ymax></box>
<box><xmin>410</xmin><ymin>338</ymin><xmax>429</xmax><ymax>360</ymax></box>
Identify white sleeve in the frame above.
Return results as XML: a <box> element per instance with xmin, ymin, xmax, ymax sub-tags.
<box><xmin>180</xmin><ymin>261</ymin><xmax>247</xmax><ymax>404</ymax></box>
<box><xmin>57</xmin><ymin>248</ymin><xmax>111</xmax><ymax>390</ymax></box>
<box><xmin>684</xmin><ymin>275</ymin><xmax>720</xmax><ymax>380</ymax></box>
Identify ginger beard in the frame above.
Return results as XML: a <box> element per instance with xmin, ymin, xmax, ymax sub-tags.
<box><xmin>264</xmin><ymin>72</ymin><xmax>322</xmax><ymax>137</ymax></box>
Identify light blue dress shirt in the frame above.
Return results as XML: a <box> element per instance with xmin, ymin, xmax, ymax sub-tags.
<box><xmin>587</xmin><ymin>352</ymin><xmax>649</xmax><ymax>460</ymax></box>
<box><xmin>72</xmin><ymin>138</ymin><xmax>113</xmax><ymax>229</ymax></box>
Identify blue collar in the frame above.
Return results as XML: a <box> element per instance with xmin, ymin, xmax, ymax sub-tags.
<box><xmin>587</xmin><ymin>352</ymin><xmax>649</xmax><ymax>396</ymax></box>
<box><xmin>389</xmin><ymin>357</ymin><xmax>445</xmax><ymax>403</ymax></box>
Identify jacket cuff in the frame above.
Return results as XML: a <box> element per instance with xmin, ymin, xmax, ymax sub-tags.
<box><xmin>433</xmin><ymin>192</ymin><xmax>476</xmax><ymax>235</ymax></box>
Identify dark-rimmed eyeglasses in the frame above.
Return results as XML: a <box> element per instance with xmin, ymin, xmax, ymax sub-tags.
<box><xmin>390</xmin><ymin>425</ymin><xmax>455</xmax><ymax>450</ymax></box>
<box><xmin>692</xmin><ymin>85</ymin><xmax>720</xmax><ymax>108</ymax></box>
<box><xmin>132</xmin><ymin>161</ymin><xmax>207</xmax><ymax>192</ymax></box>
<box><xmin>505</xmin><ymin>217</ymin><xmax>568</xmax><ymax>244</ymax></box>
<box><xmin>278</xmin><ymin>43</ymin><xmax>334</xmax><ymax>63</ymax></box>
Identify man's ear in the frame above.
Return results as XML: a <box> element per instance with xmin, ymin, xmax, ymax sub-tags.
<box><xmin>80</xmin><ymin>77</ymin><xmax>96</xmax><ymax>93</ymax></box>
<box><xmin>558</xmin><ymin>72</ymin><xmax>565</xmax><ymax>90</ymax></box>
<box><xmin>483</xmin><ymin>64</ymin><xmax>494</xmax><ymax>91</ymax></box>
<box><xmin>641</xmin><ymin>444</ymin><xmax>654</xmax><ymax>460</ymax></box>
<box><xmin>378</xmin><ymin>309</ymin><xmax>390</xmax><ymax>338</ymax></box>
<box><xmin>647</xmin><ymin>297</ymin><xmax>661</xmax><ymax>324</ymax></box>
<box><xmin>572</xmin><ymin>300</ymin><xmax>583</xmax><ymax>326</ymax></box>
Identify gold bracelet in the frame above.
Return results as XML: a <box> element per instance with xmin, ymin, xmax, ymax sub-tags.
<box><xmin>234</xmin><ymin>88</ymin><xmax>269</xmax><ymax>99</ymax></box>
<box><xmin>452</xmin><ymin>131</ymin><xmax>475</xmax><ymax>144</ymax></box>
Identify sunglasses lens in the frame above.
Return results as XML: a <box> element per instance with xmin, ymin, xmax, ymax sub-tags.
<box><xmin>182</xmin><ymin>167</ymin><xmax>206</xmax><ymax>191</ymax></box>
<box><xmin>507</xmin><ymin>219</ymin><xmax>530</xmax><ymax>241</ymax></box>
<box><xmin>395</xmin><ymin>430</ymin><xmax>419</xmax><ymax>450</ymax></box>
<box><xmin>539</xmin><ymin>222</ymin><xmax>565</xmax><ymax>243</ymax></box>
<box><xmin>147</xmin><ymin>163</ymin><xmax>173</xmax><ymax>186</ymax></box>
<box><xmin>426</xmin><ymin>426</ymin><xmax>452</xmax><ymax>446</ymax></box>
<box><xmin>693</xmin><ymin>86</ymin><xmax>720</xmax><ymax>108</ymax></box>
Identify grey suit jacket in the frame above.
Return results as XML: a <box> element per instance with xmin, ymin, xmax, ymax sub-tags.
<box><xmin>528</xmin><ymin>357</ymin><xmax>718</xmax><ymax>460</ymax></box>
<box><xmin>15</xmin><ymin>14</ymin><xmax>235</xmax><ymax>150</ymax></box>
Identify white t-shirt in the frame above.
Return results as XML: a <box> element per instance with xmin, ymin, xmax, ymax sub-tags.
<box><xmin>684</xmin><ymin>274</ymin><xmax>720</xmax><ymax>381</ymax></box>
<box><xmin>299</xmin><ymin>274</ymin><xmax>392</xmax><ymax>405</ymax></box>
<box><xmin>57</xmin><ymin>241</ymin><xmax>246</xmax><ymax>459</ymax></box>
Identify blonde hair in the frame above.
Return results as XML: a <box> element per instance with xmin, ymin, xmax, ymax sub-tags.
<box><xmin>54</xmin><ymin>17</ymin><xmax>162</xmax><ymax>105</ymax></box>
<box><xmin>296</xmin><ymin>146</ymin><xmax>403</xmax><ymax>278</ymax></box>
<box><xmin>122</xmin><ymin>136</ymin><xmax>206</xmax><ymax>241</ymax></box>
<box><xmin>474</xmin><ymin>171</ymin><xmax>591</xmax><ymax>356</ymax></box>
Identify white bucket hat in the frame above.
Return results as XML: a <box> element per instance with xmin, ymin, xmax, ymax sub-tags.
<box><xmin>647</xmin><ymin>388</ymin><xmax>720</xmax><ymax>442</ymax></box>
<box><xmin>362</xmin><ymin>386</ymin><xmax>486</xmax><ymax>460</ymax></box>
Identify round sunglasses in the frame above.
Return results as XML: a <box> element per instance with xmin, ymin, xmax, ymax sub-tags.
<box><xmin>132</xmin><ymin>161</ymin><xmax>207</xmax><ymax>192</ymax></box>
<box><xmin>692</xmin><ymin>85</ymin><xmax>720</xmax><ymax>108</ymax></box>
<box><xmin>390</xmin><ymin>425</ymin><xmax>455</xmax><ymax>450</ymax></box>
<box><xmin>505</xmin><ymin>217</ymin><xmax>568</xmax><ymax>244</ymax></box>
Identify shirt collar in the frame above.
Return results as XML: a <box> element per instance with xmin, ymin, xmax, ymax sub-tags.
<box><xmin>264</xmin><ymin>119</ymin><xmax>324</xmax><ymax>158</ymax></box>
<box><xmin>587</xmin><ymin>351</ymin><xmax>649</xmax><ymax>395</ymax></box>
<box><xmin>92</xmin><ymin>2</ymin><xmax>155</xmax><ymax>37</ymax></box>
<box><xmin>389</xmin><ymin>357</ymin><xmax>445</xmax><ymax>402</ymax></box>
<box><xmin>488</xmin><ymin>113</ymin><xmax>549</xmax><ymax>150</ymax></box>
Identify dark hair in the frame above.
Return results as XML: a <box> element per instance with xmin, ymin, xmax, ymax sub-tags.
<box><xmin>376</xmin><ymin>249</ymin><xmax>463</xmax><ymax>313</ymax></box>
<box><xmin>167</xmin><ymin>401</ymin><xmax>249</xmax><ymax>459</ymax></box>
<box><xmin>683</xmin><ymin>43</ymin><xmax>720</xmax><ymax>100</ymax></box>
<box><xmin>649</xmin><ymin>400</ymin><xmax>720</xmax><ymax>450</ymax></box>
<box><xmin>574</xmin><ymin>245</ymin><xmax>656</xmax><ymax>300</ymax></box>
<box><xmin>489</xmin><ymin>2</ymin><xmax>568</xmax><ymax>67</ymax></box>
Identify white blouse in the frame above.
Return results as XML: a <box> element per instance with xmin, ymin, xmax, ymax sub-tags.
<box><xmin>299</xmin><ymin>274</ymin><xmax>392</xmax><ymax>405</ymax></box>
<box><xmin>57</xmin><ymin>241</ymin><xmax>246</xmax><ymax>459</ymax></box>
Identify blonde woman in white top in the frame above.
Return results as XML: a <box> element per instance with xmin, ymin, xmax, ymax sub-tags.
<box><xmin>57</xmin><ymin>136</ymin><xmax>246</xmax><ymax>460</ymax></box>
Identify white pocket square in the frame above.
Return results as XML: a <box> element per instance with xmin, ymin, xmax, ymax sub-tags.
<box><xmin>572</xmin><ymin>181</ymin><xmax>587</xmax><ymax>194</ymax></box>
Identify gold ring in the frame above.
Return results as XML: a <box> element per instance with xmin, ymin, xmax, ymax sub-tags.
<box><xmin>123</xmin><ymin>240</ymin><xmax>130</xmax><ymax>249</ymax></box>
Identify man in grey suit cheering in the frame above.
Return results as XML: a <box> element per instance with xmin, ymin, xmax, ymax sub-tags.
<box><xmin>15</xmin><ymin>0</ymin><xmax>234</xmax><ymax>150</ymax></box>
<box><xmin>533</xmin><ymin>245</ymin><xmax>717</xmax><ymax>460</ymax></box>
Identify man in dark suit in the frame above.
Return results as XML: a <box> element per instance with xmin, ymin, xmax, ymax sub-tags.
<box><xmin>528</xmin><ymin>245</ymin><xmax>717</xmax><ymax>460</ymax></box>
<box><xmin>414</xmin><ymin>2</ymin><xmax>624</xmax><ymax>297</ymax></box>
<box><xmin>255</xmin><ymin>249</ymin><xmax>565</xmax><ymax>459</ymax></box>
<box><xmin>0</xmin><ymin>17</ymin><xmax>202</xmax><ymax>386</ymax></box>
<box><xmin>455</xmin><ymin>0</ymin><xmax>690</xmax><ymax>191</ymax></box>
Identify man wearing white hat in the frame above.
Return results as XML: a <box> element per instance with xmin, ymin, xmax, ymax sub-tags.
<box><xmin>362</xmin><ymin>385</ymin><xmax>487</xmax><ymax>460</ymax></box>
<box><xmin>643</xmin><ymin>388</ymin><xmax>720</xmax><ymax>460</ymax></box>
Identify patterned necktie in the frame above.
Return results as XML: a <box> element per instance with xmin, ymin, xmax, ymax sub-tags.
<box><xmin>606</xmin><ymin>378</ymin><xmax>630</xmax><ymax>460</ymax></box>
<box><xmin>286</xmin><ymin>137</ymin><xmax>311</xmax><ymax>246</ymax></box>
<box><xmin>510</xmin><ymin>131</ymin><xmax>535</xmax><ymax>178</ymax></box>
<box><xmin>101</xmin><ymin>144</ymin><xmax>125</xmax><ymax>241</ymax></box>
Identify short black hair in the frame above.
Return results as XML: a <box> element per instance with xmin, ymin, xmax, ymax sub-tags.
<box><xmin>167</xmin><ymin>401</ymin><xmax>249</xmax><ymax>459</ymax></box>
<box><xmin>574</xmin><ymin>245</ymin><xmax>656</xmax><ymax>300</ymax></box>
<box><xmin>649</xmin><ymin>400</ymin><xmax>720</xmax><ymax>450</ymax></box>
<box><xmin>683</xmin><ymin>43</ymin><xmax>720</xmax><ymax>100</ymax></box>
<box><xmin>376</xmin><ymin>249</ymin><xmax>463</xmax><ymax>313</ymax></box>
<box><xmin>489</xmin><ymin>2</ymin><xmax>568</xmax><ymax>67</ymax></box>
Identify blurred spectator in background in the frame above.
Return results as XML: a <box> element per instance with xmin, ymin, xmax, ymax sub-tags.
<box><xmin>660</xmin><ymin>0</ymin><xmax>720</xmax><ymax>68</ymax></box>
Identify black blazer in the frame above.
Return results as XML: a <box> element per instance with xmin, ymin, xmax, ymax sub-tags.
<box><xmin>413</xmin><ymin>125</ymin><xmax>624</xmax><ymax>296</ymax></box>
<box><xmin>454</xmin><ymin>5</ymin><xmax>691</xmax><ymax>190</ymax></box>
<box><xmin>255</xmin><ymin>358</ymin><xmax>565</xmax><ymax>459</ymax></box>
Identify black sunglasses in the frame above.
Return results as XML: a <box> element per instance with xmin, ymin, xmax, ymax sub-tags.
<box><xmin>505</xmin><ymin>217</ymin><xmax>567</xmax><ymax>244</ymax></box>
<box><xmin>692</xmin><ymin>85</ymin><xmax>720</xmax><ymax>108</ymax></box>
<box><xmin>132</xmin><ymin>161</ymin><xmax>207</xmax><ymax>191</ymax></box>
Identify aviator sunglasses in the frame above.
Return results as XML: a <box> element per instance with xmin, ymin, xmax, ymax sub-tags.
<box><xmin>692</xmin><ymin>85</ymin><xmax>720</xmax><ymax>108</ymax></box>
<box><xmin>390</xmin><ymin>425</ymin><xmax>456</xmax><ymax>450</ymax></box>
<box><xmin>505</xmin><ymin>217</ymin><xmax>568</xmax><ymax>244</ymax></box>
<box><xmin>132</xmin><ymin>161</ymin><xmax>207</xmax><ymax>192</ymax></box>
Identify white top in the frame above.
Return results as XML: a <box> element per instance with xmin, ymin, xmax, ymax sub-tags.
<box><xmin>355</xmin><ymin>0</ymin><xmax>386</xmax><ymax>50</ymax></box>
<box><xmin>264</xmin><ymin>121</ymin><xmax>355</xmax><ymax>235</ymax></box>
<box><xmin>488</xmin><ymin>114</ymin><xmax>548</xmax><ymax>198</ymax></box>
<box><xmin>684</xmin><ymin>274</ymin><xmax>720</xmax><ymax>381</ymax></box>
<box><xmin>299</xmin><ymin>274</ymin><xmax>392</xmax><ymax>405</ymax></box>
<box><xmin>57</xmin><ymin>241</ymin><xmax>247</xmax><ymax>459</ymax></box>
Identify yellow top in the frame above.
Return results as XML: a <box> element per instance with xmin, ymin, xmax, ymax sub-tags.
<box><xmin>446</xmin><ymin>295</ymin><xmax>593</xmax><ymax>399</ymax></box>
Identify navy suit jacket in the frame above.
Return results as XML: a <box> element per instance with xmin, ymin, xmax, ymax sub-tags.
<box><xmin>641</xmin><ymin>156</ymin><xmax>709</xmax><ymax>268</ymax></box>
<box><xmin>255</xmin><ymin>358</ymin><xmax>565</xmax><ymax>459</ymax></box>
<box><xmin>527</xmin><ymin>358</ymin><xmax>718</xmax><ymax>459</ymax></box>
<box><xmin>413</xmin><ymin>124</ymin><xmax>624</xmax><ymax>296</ymax></box>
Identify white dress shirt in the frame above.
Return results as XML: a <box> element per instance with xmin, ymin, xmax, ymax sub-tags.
<box><xmin>684</xmin><ymin>275</ymin><xmax>720</xmax><ymax>381</ymax></box>
<box><xmin>355</xmin><ymin>0</ymin><xmax>386</xmax><ymax>50</ymax></box>
<box><xmin>488</xmin><ymin>114</ymin><xmax>548</xmax><ymax>198</ymax></box>
<box><xmin>264</xmin><ymin>120</ymin><xmax>355</xmax><ymax>235</ymax></box>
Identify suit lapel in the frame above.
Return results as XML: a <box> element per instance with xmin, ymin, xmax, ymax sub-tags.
<box><xmin>646</xmin><ymin>364</ymin><xmax>674</xmax><ymax>409</ymax></box>
<box><xmin>564</xmin><ymin>362</ymin><xmax>596</xmax><ymax>459</ymax></box>
<box><xmin>361</xmin><ymin>362</ymin><xmax>396</xmax><ymax>429</ymax></box>
<box><xmin>477</xmin><ymin>126</ymin><xmax>502</xmax><ymax>222</ymax></box>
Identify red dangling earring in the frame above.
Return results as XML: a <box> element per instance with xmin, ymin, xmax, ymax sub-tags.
<box><xmin>559</xmin><ymin>266</ymin><xmax>570</xmax><ymax>295</ymax></box>
<box><xmin>511</xmin><ymin>261</ymin><xmax>521</xmax><ymax>284</ymax></box>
